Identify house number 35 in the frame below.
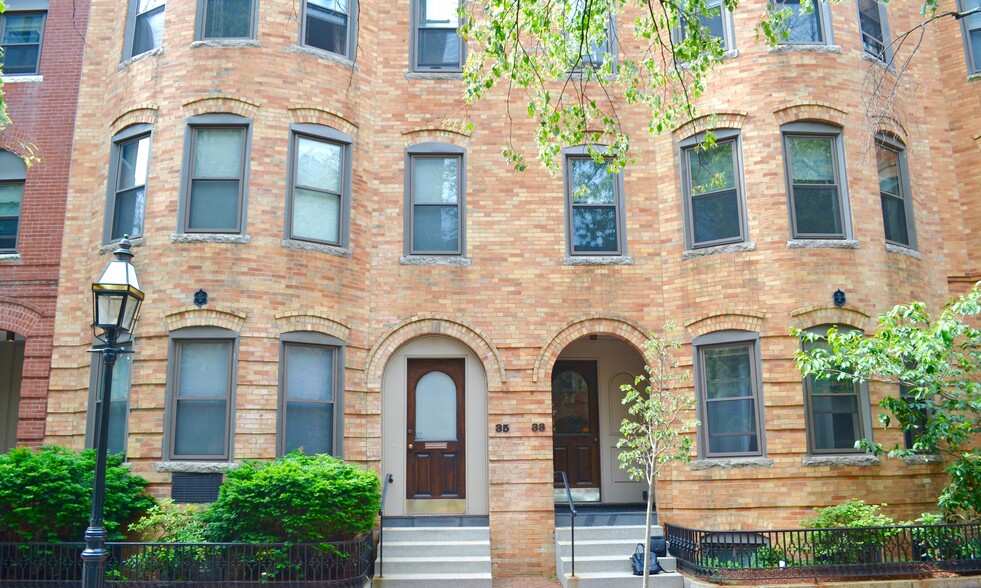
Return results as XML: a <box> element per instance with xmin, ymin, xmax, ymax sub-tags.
<box><xmin>495</xmin><ymin>424</ymin><xmax>510</xmax><ymax>433</ymax></box>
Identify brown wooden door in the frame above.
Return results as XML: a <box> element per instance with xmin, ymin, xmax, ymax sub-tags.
<box><xmin>552</xmin><ymin>360</ymin><xmax>600</xmax><ymax>489</ymax></box>
<box><xmin>406</xmin><ymin>358</ymin><xmax>466</xmax><ymax>499</ymax></box>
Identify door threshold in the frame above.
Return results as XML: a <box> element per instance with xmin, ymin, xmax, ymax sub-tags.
<box><xmin>382</xmin><ymin>515</ymin><xmax>490</xmax><ymax>527</ymax></box>
<box><xmin>554</xmin><ymin>487</ymin><xmax>600</xmax><ymax>503</ymax></box>
<box><xmin>405</xmin><ymin>498</ymin><xmax>466</xmax><ymax>515</ymax></box>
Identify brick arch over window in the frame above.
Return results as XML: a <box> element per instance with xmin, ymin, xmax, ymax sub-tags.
<box><xmin>182</xmin><ymin>96</ymin><xmax>261</xmax><ymax>119</ymax></box>
<box><xmin>790</xmin><ymin>305</ymin><xmax>872</xmax><ymax>332</ymax></box>
<box><xmin>533</xmin><ymin>315</ymin><xmax>648</xmax><ymax>383</ymax></box>
<box><xmin>288</xmin><ymin>107</ymin><xmax>358</xmax><ymax>138</ymax></box>
<box><xmin>684</xmin><ymin>310</ymin><xmax>766</xmax><ymax>339</ymax></box>
<box><xmin>110</xmin><ymin>106</ymin><xmax>159</xmax><ymax>136</ymax></box>
<box><xmin>274</xmin><ymin>312</ymin><xmax>350</xmax><ymax>341</ymax></box>
<box><xmin>400</xmin><ymin>127</ymin><xmax>471</xmax><ymax>147</ymax></box>
<box><xmin>364</xmin><ymin>314</ymin><xmax>505</xmax><ymax>390</ymax></box>
<box><xmin>773</xmin><ymin>102</ymin><xmax>848</xmax><ymax>128</ymax></box>
<box><xmin>0</xmin><ymin>298</ymin><xmax>43</xmax><ymax>337</ymax></box>
<box><xmin>673</xmin><ymin>110</ymin><xmax>749</xmax><ymax>141</ymax></box>
<box><xmin>165</xmin><ymin>307</ymin><xmax>247</xmax><ymax>333</ymax></box>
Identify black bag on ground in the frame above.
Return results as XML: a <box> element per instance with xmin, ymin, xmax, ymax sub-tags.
<box><xmin>631</xmin><ymin>543</ymin><xmax>662</xmax><ymax>576</ymax></box>
<box><xmin>650</xmin><ymin>536</ymin><xmax>667</xmax><ymax>558</ymax></box>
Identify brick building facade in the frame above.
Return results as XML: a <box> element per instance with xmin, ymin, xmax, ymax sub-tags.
<box><xmin>0</xmin><ymin>0</ymin><xmax>89</xmax><ymax>452</ymax></box>
<box><xmin>42</xmin><ymin>0</ymin><xmax>981</xmax><ymax>577</ymax></box>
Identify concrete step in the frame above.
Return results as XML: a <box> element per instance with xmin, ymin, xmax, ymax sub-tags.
<box><xmin>372</xmin><ymin>573</ymin><xmax>492</xmax><ymax>588</ymax></box>
<box><xmin>561</xmin><ymin>571</ymin><xmax>685</xmax><ymax>588</ymax></box>
<box><xmin>555</xmin><ymin>524</ymin><xmax>664</xmax><ymax>541</ymax></box>
<box><xmin>556</xmin><ymin>538</ymin><xmax>671</xmax><ymax>558</ymax></box>
<box><xmin>379</xmin><ymin>526</ymin><xmax>489</xmax><ymax>542</ymax></box>
<box><xmin>558</xmin><ymin>553</ymin><xmax>677</xmax><ymax>574</ymax></box>
<box><xmin>379</xmin><ymin>540</ymin><xmax>489</xmax><ymax>558</ymax></box>
<box><xmin>374</xmin><ymin>525</ymin><xmax>491</xmax><ymax>588</ymax></box>
<box><xmin>374</xmin><ymin>556</ymin><xmax>491</xmax><ymax>575</ymax></box>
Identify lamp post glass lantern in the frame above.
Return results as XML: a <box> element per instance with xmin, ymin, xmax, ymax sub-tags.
<box><xmin>83</xmin><ymin>237</ymin><xmax>143</xmax><ymax>588</ymax></box>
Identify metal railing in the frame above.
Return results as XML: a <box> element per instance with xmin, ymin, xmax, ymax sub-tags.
<box><xmin>666</xmin><ymin>521</ymin><xmax>981</xmax><ymax>582</ymax></box>
<box><xmin>0</xmin><ymin>535</ymin><xmax>374</xmax><ymax>587</ymax></box>
<box><xmin>377</xmin><ymin>472</ymin><xmax>394</xmax><ymax>578</ymax></box>
<box><xmin>554</xmin><ymin>471</ymin><xmax>578</xmax><ymax>577</ymax></box>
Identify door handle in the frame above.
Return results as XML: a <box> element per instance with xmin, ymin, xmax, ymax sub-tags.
<box><xmin>408</xmin><ymin>443</ymin><xmax>414</xmax><ymax>450</ymax></box>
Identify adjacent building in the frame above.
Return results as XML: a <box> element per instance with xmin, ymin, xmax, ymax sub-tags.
<box><xmin>32</xmin><ymin>0</ymin><xmax>981</xmax><ymax>577</ymax></box>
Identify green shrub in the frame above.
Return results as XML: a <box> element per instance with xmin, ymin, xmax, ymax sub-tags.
<box><xmin>0</xmin><ymin>445</ymin><xmax>155</xmax><ymax>542</ymax></box>
<box><xmin>129</xmin><ymin>499</ymin><xmax>209</xmax><ymax>542</ymax></box>
<box><xmin>801</xmin><ymin>499</ymin><xmax>900</xmax><ymax>565</ymax></box>
<box><xmin>203</xmin><ymin>452</ymin><xmax>380</xmax><ymax>543</ymax></box>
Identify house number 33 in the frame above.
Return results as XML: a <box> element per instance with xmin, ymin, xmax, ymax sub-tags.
<box><xmin>531</xmin><ymin>423</ymin><xmax>546</xmax><ymax>432</ymax></box>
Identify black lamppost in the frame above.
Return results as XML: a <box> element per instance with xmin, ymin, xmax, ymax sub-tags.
<box><xmin>82</xmin><ymin>237</ymin><xmax>144</xmax><ymax>588</ymax></box>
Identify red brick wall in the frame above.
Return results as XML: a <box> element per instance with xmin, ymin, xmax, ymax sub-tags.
<box><xmin>0</xmin><ymin>0</ymin><xmax>90</xmax><ymax>447</ymax></box>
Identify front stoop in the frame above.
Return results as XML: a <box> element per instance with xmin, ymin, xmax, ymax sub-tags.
<box><xmin>372</xmin><ymin>526</ymin><xmax>492</xmax><ymax>588</ymax></box>
<box><xmin>555</xmin><ymin>525</ymin><xmax>685</xmax><ymax>588</ymax></box>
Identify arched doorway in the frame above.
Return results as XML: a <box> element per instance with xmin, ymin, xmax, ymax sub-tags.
<box><xmin>1</xmin><ymin>330</ymin><xmax>25</xmax><ymax>451</ymax></box>
<box><xmin>381</xmin><ymin>335</ymin><xmax>489</xmax><ymax>516</ymax></box>
<box><xmin>551</xmin><ymin>335</ymin><xmax>646</xmax><ymax>504</ymax></box>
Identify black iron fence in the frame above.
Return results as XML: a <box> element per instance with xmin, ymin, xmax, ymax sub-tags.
<box><xmin>666</xmin><ymin>521</ymin><xmax>981</xmax><ymax>582</ymax></box>
<box><xmin>0</xmin><ymin>534</ymin><xmax>374</xmax><ymax>587</ymax></box>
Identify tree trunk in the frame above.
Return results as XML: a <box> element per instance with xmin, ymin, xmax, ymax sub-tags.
<box><xmin>642</xmin><ymin>477</ymin><xmax>656</xmax><ymax>588</ymax></box>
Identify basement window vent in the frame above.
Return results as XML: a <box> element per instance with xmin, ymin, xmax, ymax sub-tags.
<box><xmin>171</xmin><ymin>472</ymin><xmax>222</xmax><ymax>503</ymax></box>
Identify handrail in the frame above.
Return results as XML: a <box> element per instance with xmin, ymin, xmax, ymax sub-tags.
<box><xmin>377</xmin><ymin>473</ymin><xmax>394</xmax><ymax>577</ymax></box>
<box><xmin>554</xmin><ymin>471</ymin><xmax>577</xmax><ymax>577</ymax></box>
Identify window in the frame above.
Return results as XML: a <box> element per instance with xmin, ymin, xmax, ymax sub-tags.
<box><xmin>124</xmin><ymin>0</ymin><xmax>165</xmax><ymax>58</ymax></box>
<box><xmin>802</xmin><ymin>326</ymin><xmax>870</xmax><ymax>454</ymax></box>
<box><xmin>166</xmin><ymin>328</ymin><xmax>237</xmax><ymax>461</ymax></box>
<box><xmin>405</xmin><ymin>142</ymin><xmax>465</xmax><ymax>255</ymax></box>
<box><xmin>694</xmin><ymin>331</ymin><xmax>765</xmax><ymax>458</ymax></box>
<box><xmin>769</xmin><ymin>0</ymin><xmax>833</xmax><ymax>44</ymax></box>
<box><xmin>196</xmin><ymin>0</ymin><xmax>257</xmax><ymax>40</ymax></box>
<box><xmin>782</xmin><ymin>122</ymin><xmax>851</xmax><ymax>240</ymax></box>
<box><xmin>179</xmin><ymin>114</ymin><xmax>251</xmax><ymax>234</ymax></box>
<box><xmin>856</xmin><ymin>0</ymin><xmax>889</xmax><ymax>61</ymax></box>
<box><xmin>679</xmin><ymin>0</ymin><xmax>735</xmax><ymax>52</ymax></box>
<box><xmin>1</xmin><ymin>1</ymin><xmax>46</xmax><ymax>75</ymax></box>
<box><xmin>412</xmin><ymin>0</ymin><xmax>463</xmax><ymax>71</ymax></box>
<box><xmin>105</xmin><ymin>125</ymin><xmax>152</xmax><ymax>243</ymax></box>
<box><xmin>959</xmin><ymin>0</ymin><xmax>981</xmax><ymax>74</ymax></box>
<box><xmin>278</xmin><ymin>332</ymin><xmax>344</xmax><ymax>456</ymax></box>
<box><xmin>287</xmin><ymin>125</ymin><xmax>352</xmax><ymax>247</ymax></box>
<box><xmin>876</xmin><ymin>135</ymin><xmax>915</xmax><ymax>249</ymax></box>
<box><xmin>301</xmin><ymin>0</ymin><xmax>357</xmax><ymax>58</ymax></box>
<box><xmin>0</xmin><ymin>151</ymin><xmax>26</xmax><ymax>252</ymax></box>
<box><xmin>87</xmin><ymin>340</ymin><xmax>133</xmax><ymax>457</ymax></box>
<box><xmin>681</xmin><ymin>130</ymin><xmax>746</xmax><ymax>249</ymax></box>
<box><xmin>900</xmin><ymin>385</ymin><xmax>930</xmax><ymax>451</ymax></box>
<box><xmin>564</xmin><ymin>148</ymin><xmax>625</xmax><ymax>255</ymax></box>
<box><xmin>567</xmin><ymin>0</ymin><xmax>614</xmax><ymax>67</ymax></box>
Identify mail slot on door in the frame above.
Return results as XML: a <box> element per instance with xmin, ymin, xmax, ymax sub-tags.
<box><xmin>425</xmin><ymin>442</ymin><xmax>448</xmax><ymax>449</ymax></box>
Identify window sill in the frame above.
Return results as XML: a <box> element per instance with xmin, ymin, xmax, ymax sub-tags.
<box><xmin>722</xmin><ymin>49</ymin><xmax>739</xmax><ymax>59</ymax></box>
<box><xmin>288</xmin><ymin>44</ymin><xmax>356</xmax><ymax>69</ymax></box>
<box><xmin>967</xmin><ymin>72</ymin><xmax>981</xmax><ymax>82</ymax></box>
<box><xmin>802</xmin><ymin>454</ymin><xmax>880</xmax><ymax>467</ymax></box>
<box><xmin>903</xmin><ymin>454</ymin><xmax>942</xmax><ymax>465</ymax></box>
<box><xmin>171</xmin><ymin>233</ymin><xmax>251</xmax><ymax>244</ymax></box>
<box><xmin>99</xmin><ymin>236</ymin><xmax>147</xmax><ymax>255</ymax></box>
<box><xmin>768</xmin><ymin>44</ymin><xmax>842</xmax><ymax>54</ymax></box>
<box><xmin>683</xmin><ymin>241</ymin><xmax>756</xmax><ymax>259</ymax></box>
<box><xmin>563</xmin><ymin>255</ymin><xmax>633</xmax><ymax>266</ymax></box>
<box><xmin>119</xmin><ymin>47</ymin><xmax>163</xmax><ymax>69</ymax></box>
<box><xmin>861</xmin><ymin>51</ymin><xmax>893</xmax><ymax>70</ymax></box>
<box><xmin>2</xmin><ymin>75</ymin><xmax>42</xmax><ymax>83</ymax></box>
<box><xmin>405</xmin><ymin>71</ymin><xmax>463</xmax><ymax>80</ymax></box>
<box><xmin>281</xmin><ymin>238</ymin><xmax>351</xmax><ymax>258</ymax></box>
<box><xmin>885</xmin><ymin>243</ymin><xmax>921</xmax><ymax>260</ymax></box>
<box><xmin>156</xmin><ymin>461</ymin><xmax>238</xmax><ymax>473</ymax></box>
<box><xmin>787</xmin><ymin>239</ymin><xmax>859</xmax><ymax>250</ymax></box>
<box><xmin>400</xmin><ymin>255</ymin><xmax>472</xmax><ymax>266</ymax></box>
<box><xmin>691</xmin><ymin>457</ymin><xmax>773</xmax><ymax>470</ymax></box>
<box><xmin>191</xmin><ymin>39</ymin><xmax>261</xmax><ymax>49</ymax></box>
<box><xmin>0</xmin><ymin>253</ymin><xmax>21</xmax><ymax>261</ymax></box>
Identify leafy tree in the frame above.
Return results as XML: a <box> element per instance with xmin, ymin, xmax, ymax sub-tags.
<box><xmin>458</xmin><ymin>0</ymin><xmax>960</xmax><ymax>172</ymax></box>
<box><xmin>618</xmin><ymin>324</ymin><xmax>699</xmax><ymax>587</ymax></box>
<box><xmin>795</xmin><ymin>283</ymin><xmax>981</xmax><ymax>521</ymax></box>
<box><xmin>0</xmin><ymin>445</ymin><xmax>155</xmax><ymax>542</ymax></box>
